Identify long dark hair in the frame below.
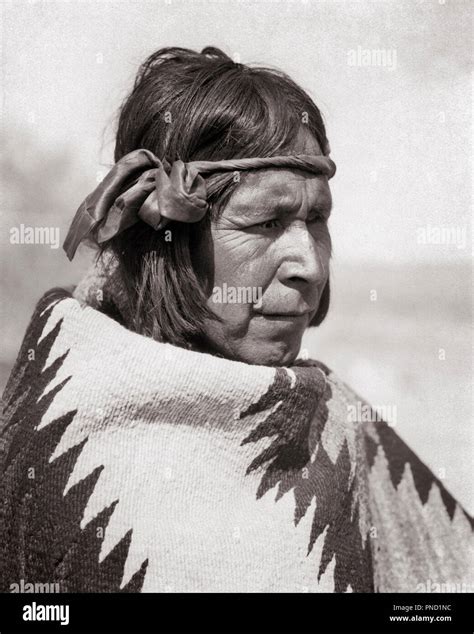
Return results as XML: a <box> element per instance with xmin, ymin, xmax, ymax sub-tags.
<box><xmin>100</xmin><ymin>46</ymin><xmax>331</xmax><ymax>348</ymax></box>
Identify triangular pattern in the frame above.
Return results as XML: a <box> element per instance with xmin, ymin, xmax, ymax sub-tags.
<box><xmin>0</xmin><ymin>289</ymin><xmax>148</xmax><ymax>592</ymax></box>
<box><xmin>240</xmin><ymin>367</ymin><xmax>373</xmax><ymax>592</ymax></box>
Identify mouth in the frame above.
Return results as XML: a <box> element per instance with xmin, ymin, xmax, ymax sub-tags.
<box><xmin>254</xmin><ymin>311</ymin><xmax>312</xmax><ymax>320</ymax></box>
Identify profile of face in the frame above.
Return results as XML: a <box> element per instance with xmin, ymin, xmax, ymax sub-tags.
<box><xmin>201</xmin><ymin>130</ymin><xmax>332</xmax><ymax>367</ymax></box>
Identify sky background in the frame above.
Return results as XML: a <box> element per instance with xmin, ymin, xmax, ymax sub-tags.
<box><xmin>0</xmin><ymin>0</ymin><xmax>472</xmax><ymax>510</ymax></box>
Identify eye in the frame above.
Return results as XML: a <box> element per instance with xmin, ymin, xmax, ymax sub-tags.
<box><xmin>307</xmin><ymin>212</ymin><xmax>327</xmax><ymax>225</ymax></box>
<box><xmin>254</xmin><ymin>218</ymin><xmax>282</xmax><ymax>230</ymax></box>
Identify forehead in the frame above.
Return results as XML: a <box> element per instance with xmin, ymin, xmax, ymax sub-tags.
<box><xmin>222</xmin><ymin>127</ymin><xmax>331</xmax><ymax>216</ymax></box>
<box><xmin>224</xmin><ymin>168</ymin><xmax>332</xmax><ymax>218</ymax></box>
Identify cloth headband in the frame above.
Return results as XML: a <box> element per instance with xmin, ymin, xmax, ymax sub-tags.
<box><xmin>63</xmin><ymin>148</ymin><xmax>336</xmax><ymax>261</ymax></box>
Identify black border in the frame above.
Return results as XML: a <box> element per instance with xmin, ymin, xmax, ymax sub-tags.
<box><xmin>0</xmin><ymin>592</ymin><xmax>472</xmax><ymax>634</ymax></box>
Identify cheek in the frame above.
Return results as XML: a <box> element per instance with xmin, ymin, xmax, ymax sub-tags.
<box><xmin>207</xmin><ymin>231</ymin><xmax>276</xmax><ymax>333</ymax></box>
<box><xmin>310</xmin><ymin>224</ymin><xmax>332</xmax><ymax>270</ymax></box>
<box><xmin>211</xmin><ymin>230</ymin><xmax>274</xmax><ymax>289</ymax></box>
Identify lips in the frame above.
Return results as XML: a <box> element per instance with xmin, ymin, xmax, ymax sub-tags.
<box><xmin>254</xmin><ymin>310</ymin><xmax>313</xmax><ymax>318</ymax></box>
<box><xmin>262</xmin><ymin>312</ymin><xmax>309</xmax><ymax>317</ymax></box>
<box><xmin>254</xmin><ymin>305</ymin><xmax>315</xmax><ymax>317</ymax></box>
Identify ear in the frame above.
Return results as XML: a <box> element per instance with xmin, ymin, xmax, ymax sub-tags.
<box><xmin>309</xmin><ymin>279</ymin><xmax>330</xmax><ymax>327</ymax></box>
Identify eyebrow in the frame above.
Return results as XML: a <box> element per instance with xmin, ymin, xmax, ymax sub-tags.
<box><xmin>258</xmin><ymin>194</ymin><xmax>333</xmax><ymax>219</ymax></box>
<box><xmin>230</xmin><ymin>188</ymin><xmax>333</xmax><ymax>214</ymax></box>
<box><xmin>309</xmin><ymin>198</ymin><xmax>333</xmax><ymax>218</ymax></box>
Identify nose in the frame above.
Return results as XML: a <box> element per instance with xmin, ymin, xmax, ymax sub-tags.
<box><xmin>276</xmin><ymin>221</ymin><xmax>328</xmax><ymax>293</ymax></box>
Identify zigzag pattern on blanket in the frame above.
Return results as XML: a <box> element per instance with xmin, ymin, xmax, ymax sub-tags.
<box><xmin>0</xmin><ymin>287</ymin><xmax>472</xmax><ymax>593</ymax></box>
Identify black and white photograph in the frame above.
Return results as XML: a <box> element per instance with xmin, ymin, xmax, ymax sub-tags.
<box><xmin>0</xmin><ymin>0</ymin><xmax>472</xmax><ymax>632</ymax></box>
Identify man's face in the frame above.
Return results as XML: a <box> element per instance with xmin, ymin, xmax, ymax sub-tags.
<box><xmin>201</xmin><ymin>132</ymin><xmax>332</xmax><ymax>366</ymax></box>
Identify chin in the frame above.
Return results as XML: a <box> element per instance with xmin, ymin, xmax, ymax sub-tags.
<box><xmin>203</xmin><ymin>326</ymin><xmax>303</xmax><ymax>367</ymax></box>
<box><xmin>233</xmin><ymin>340</ymin><xmax>300</xmax><ymax>367</ymax></box>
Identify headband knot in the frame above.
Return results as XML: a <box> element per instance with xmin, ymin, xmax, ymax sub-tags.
<box><xmin>63</xmin><ymin>148</ymin><xmax>336</xmax><ymax>261</ymax></box>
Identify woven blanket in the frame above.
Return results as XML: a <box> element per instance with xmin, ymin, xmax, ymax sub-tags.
<box><xmin>1</xmin><ymin>268</ymin><xmax>472</xmax><ymax>593</ymax></box>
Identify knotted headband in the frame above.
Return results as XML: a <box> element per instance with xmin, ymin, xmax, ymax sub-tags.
<box><xmin>63</xmin><ymin>148</ymin><xmax>336</xmax><ymax>260</ymax></box>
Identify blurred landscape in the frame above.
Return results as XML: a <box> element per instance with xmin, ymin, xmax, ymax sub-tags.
<box><xmin>304</xmin><ymin>258</ymin><xmax>472</xmax><ymax>514</ymax></box>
